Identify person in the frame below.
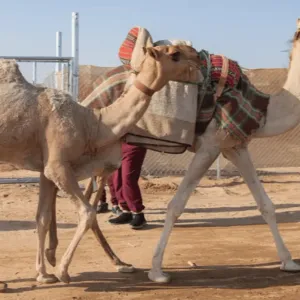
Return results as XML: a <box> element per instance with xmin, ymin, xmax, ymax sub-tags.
<box><xmin>106</xmin><ymin>142</ymin><xmax>147</xmax><ymax>229</ymax></box>
<box><xmin>96</xmin><ymin>142</ymin><xmax>147</xmax><ymax>229</ymax></box>
<box><xmin>96</xmin><ymin>176</ymin><xmax>122</xmax><ymax>215</ymax></box>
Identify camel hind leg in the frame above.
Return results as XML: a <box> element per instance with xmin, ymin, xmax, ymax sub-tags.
<box><xmin>35</xmin><ymin>173</ymin><xmax>58</xmax><ymax>284</ymax></box>
<box><xmin>223</xmin><ymin>147</ymin><xmax>300</xmax><ymax>272</ymax></box>
<box><xmin>45</xmin><ymin>187</ymin><xmax>58</xmax><ymax>267</ymax></box>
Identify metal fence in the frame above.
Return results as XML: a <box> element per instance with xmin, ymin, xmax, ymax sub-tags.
<box><xmin>0</xmin><ymin>12</ymin><xmax>79</xmax><ymax>100</ymax></box>
<box><xmin>141</xmin><ymin>123</ymin><xmax>300</xmax><ymax>177</ymax></box>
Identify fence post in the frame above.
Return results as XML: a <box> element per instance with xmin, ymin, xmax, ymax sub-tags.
<box><xmin>32</xmin><ymin>62</ymin><xmax>37</xmax><ymax>85</ymax></box>
<box><xmin>71</xmin><ymin>12</ymin><xmax>79</xmax><ymax>101</ymax></box>
<box><xmin>55</xmin><ymin>31</ymin><xmax>62</xmax><ymax>90</ymax></box>
<box><xmin>216</xmin><ymin>155</ymin><xmax>221</xmax><ymax>179</ymax></box>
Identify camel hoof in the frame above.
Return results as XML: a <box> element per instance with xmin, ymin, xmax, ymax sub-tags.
<box><xmin>56</xmin><ymin>270</ymin><xmax>71</xmax><ymax>284</ymax></box>
<box><xmin>116</xmin><ymin>264</ymin><xmax>135</xmax><ymax>273</ymax></box>
<box><xmin>45</xmin><ymin>248</ymin><xmax>56</xmax><ymax>267</ymax></box>
<box><xmin>148</xmin><ymin>269</ymin><xmax>171</xmax><ymax>283</ymax></box>
<box><xmin>36</xmin><ymin>273</ymin><xmax>58</xmax><ymax>284</ymax></box>
<box><xmin>0</xmin><ymin>281</ymin><xmax>7</xmax><ymax>293</ymax></box>
<box><xmin>280</xmin><ymin>260</ymin><xmax>300</xmax><ymax>272</ymax></box>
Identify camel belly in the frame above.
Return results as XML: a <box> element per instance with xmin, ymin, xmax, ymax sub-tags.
<box><xmin>0</xmin><ymin>144</ymin><xmax>43</xmax><ymax>172</ymax></box>
<box><xmin>73</xmin><ymin>142</ymin><xmax>122</xmax><ymax>181</ymax></box>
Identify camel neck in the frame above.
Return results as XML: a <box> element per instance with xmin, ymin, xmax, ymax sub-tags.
<box><xmin>92</xmin><ymin>69</ymin><xmax>159</xmax><ymax>148</ymax></box>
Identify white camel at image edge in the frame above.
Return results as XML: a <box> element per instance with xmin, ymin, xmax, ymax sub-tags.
<box><xmin>30</xmin><ymin>19</ymin><xmax>300</xmax><ymax>286</ymax></box>
<box><xmin>0</xmin><ymin>44</ymin><xmax>203</xmax><ymax>292</ymax></box>
<box><xmin>148</xmin><ymin>18</ymin><xmax>300</xmax><ymax>283</ymax></box>
<box><xmin>76</xmin><ymin>20</ymin><xmax>300</xmax><ymax>283</ymax></box>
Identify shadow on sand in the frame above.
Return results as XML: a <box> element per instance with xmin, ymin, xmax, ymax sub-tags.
<box><xmin>4</xmin><ymin>260</ymin><xmax>300</xmax><ymax>294</ymax></box>
<box><xmin>0</xmin><ymin>220</ymin><xmax>76</xmax><ymax>231</ymax></box>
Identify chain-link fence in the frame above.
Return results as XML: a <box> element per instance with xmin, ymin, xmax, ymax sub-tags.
<box><xmin>141</xmin><ymin>67</ymin><xmax>298</xmax><ymax>177</ymax></box>
<box><xmin>40</xmin><ymin>64</ymin><xmax>299</xmax><ymax>178</ymax></box>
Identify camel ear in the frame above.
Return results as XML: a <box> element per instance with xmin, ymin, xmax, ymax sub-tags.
<box><xmin>146</xmin><ymin>47</ymin><xmax>161</xmax><ymax>60</ymax></box>
<box><xmin>297</xmin><ymin>18</ymin><xmax>300</xmax><ymax>30</ymax></box>
<box><xmin>130</xmin><ymin>27</ymin><xmax>154</xmax><ymax>72</ymax></box>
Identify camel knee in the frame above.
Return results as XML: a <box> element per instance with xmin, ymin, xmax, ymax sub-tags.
<box><xmin>44</xmin><ymin>164</ymin><xmax>58</xmax><ymax>182</ymax></box>
<box><xmin>36</xmin><ymin>212</ymin><xmax>52</xmax><ymax>231</ymax></box>
<box><xmin>167</xmin><ymin>200</ymin><xmax>184</xmax><ymax>220</ymax></box>
<box><xmin>79</xmin><ymin>205</ymin><xmax>96</xmax><ymax>228</ymax></box>
<box><xmin>258</xmin><ymin>198</ymin><xmax>276</xmax><ymax>221</ymax></box>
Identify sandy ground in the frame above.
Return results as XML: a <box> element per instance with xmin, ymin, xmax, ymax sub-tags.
<box><xmin>1</xmin><ymin>168</ymin><xmax>300</xmax><ymax>300</ymax></box>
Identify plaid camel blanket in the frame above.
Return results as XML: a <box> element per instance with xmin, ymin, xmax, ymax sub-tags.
<box><xmin>82</xmin><ymin>50</ymin><xmax>270</xmax><ymax>152</ymax></box>
<box><xmin>195</xmin><ymin>50</ymin><xmax>270</xmax><ymax>145</ymax></box>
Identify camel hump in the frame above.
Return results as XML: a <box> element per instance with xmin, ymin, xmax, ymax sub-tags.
<box><xmin>0</xmin><ymin>59</ymin><xmax>28</xmax><ymax>84</ymax></box>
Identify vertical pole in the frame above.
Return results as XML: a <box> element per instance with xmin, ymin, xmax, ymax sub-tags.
<box><xmin>71</xmin><ymin>12</ymin><xmax>79</xmax><ymax>101</ymax></box>
<box><xmin>67</xmin><ymin>61</ymin><xmax>71</xmax><ymax>93</ymax></box>
<box><xmin>216</xmin><ymin>155</ymin><xmax>221</xmax><ymax>179</ymax></box>
<box><xmin>32</xmin><ymin>62</ymin><xmax>37</xmax><ymax>85</ymax></box>
<box><xmin>61</xmin><ymin>63</ymin><xmax>66</xmax><ymax>91</ymax></box>
<box><xmin>55</xmin><ymin>31</ymin><xmax>62</xmax><ymax>90</ymax></box>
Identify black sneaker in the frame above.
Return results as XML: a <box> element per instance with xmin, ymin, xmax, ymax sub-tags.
<box><xmin>96</xmin><ymin>202</ymin><xmax>109</xmax><ymax>214</ymax></box>
<box><xmin>109</xmin><ymin>212</ymin><xmax>132</xmax><ymax>224</ymax></box>
<box><xmin>130</xmin><ymin>213</ymin><xmax>147</xmax><ymax>229</ymax></box>
<box><xmin>111</xmin><ymin>205</ymin><xmax>122</xmax><ymax>215</ymax></box>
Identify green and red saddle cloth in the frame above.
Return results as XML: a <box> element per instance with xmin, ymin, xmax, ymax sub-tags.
<box><xmin>85</xmin><ymin>26</ymin><xmax>270</xmax><ymax>149</ymax></box>
<box><xmin>196</xmin><ymin>50</ymin><xmax>270</xmax><ymax>143</ymax></box>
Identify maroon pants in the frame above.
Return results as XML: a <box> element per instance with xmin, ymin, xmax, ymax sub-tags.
<box><xmin>106</xmin><ymin>175</ymin><xmax>118</xmax><ymax>206</ymax></box>
<box><xmin>99</xmin><ymin>176</ymin><xmax>118</xmax><ymax>206</ymax></box>
<box><xmin>100</xmin><ymin>143</ymin><xmax>146</xmax><ymax>212</ymax></box>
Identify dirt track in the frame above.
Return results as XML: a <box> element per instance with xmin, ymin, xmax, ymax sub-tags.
<box><xmin>1</xmin><ymin>168</ymin><xmax>300</xmax><ymax>300</ymax></box>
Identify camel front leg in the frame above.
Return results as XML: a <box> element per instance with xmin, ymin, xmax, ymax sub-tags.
<box><xmin>46</xmin><ymin>173</ymin><xmax>134</xmax><ymax>276</ymax></box>
<box><xmin>44</xmin><ymin>160</ymin><xmax>132</xmax><ymax>284</ymax></box>
<box><xmin>44</xmin><ymin>161</ymin><xmax>99</xmax><ymax>283</ymax></box>
<box><xmin>223</xmin><ymin>147</ymin><xmax>300</xmax><ymax>272</ymax></box>
<box><xmin>45</xmin><ymin>175</ymin><xmax>94</xmax><ymax>267</ymax></box>
<box><xmin>90</xmin><ymin>176</ymin><xmax>105</xmax><ymax>207</ymax></box>
<box><xmin>90</xmin><ymin>176</ymin><xmax>134</xmax><ymax>273</ymax></box>
<box><xmin>35</xmin><ymin>173</ymin><xmax>58</xmax><ymax>284</ymax></box>
<box><xmin>83</xmin><ymin>176</ymin><xmax>94</xmax><ymax>201</ymax></box>
<box><xmin>148</xmin><ymin>139</ymin><xmax>220</xmax><ymax>283</ymax></box>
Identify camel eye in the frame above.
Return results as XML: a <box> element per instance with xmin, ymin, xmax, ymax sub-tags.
<box><xmin>170</xmin><ymin>51</ymin><xmax>180</xmax><ymax>62</ymax></box>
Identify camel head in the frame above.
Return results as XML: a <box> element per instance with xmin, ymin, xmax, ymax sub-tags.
<box><xmin>289</xmin><ymin>18</ymin><xmax>300</xmax><ymax>67</ymax></box>
<box><xmin>294</xmin><ymin>18</ymin><xmax>300</xmax><ymax>40</ymax></box>
<box><xmin>138</xmin><ymin>44</ymin><xmax>203</xmax><ymax>92</ymax></box>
